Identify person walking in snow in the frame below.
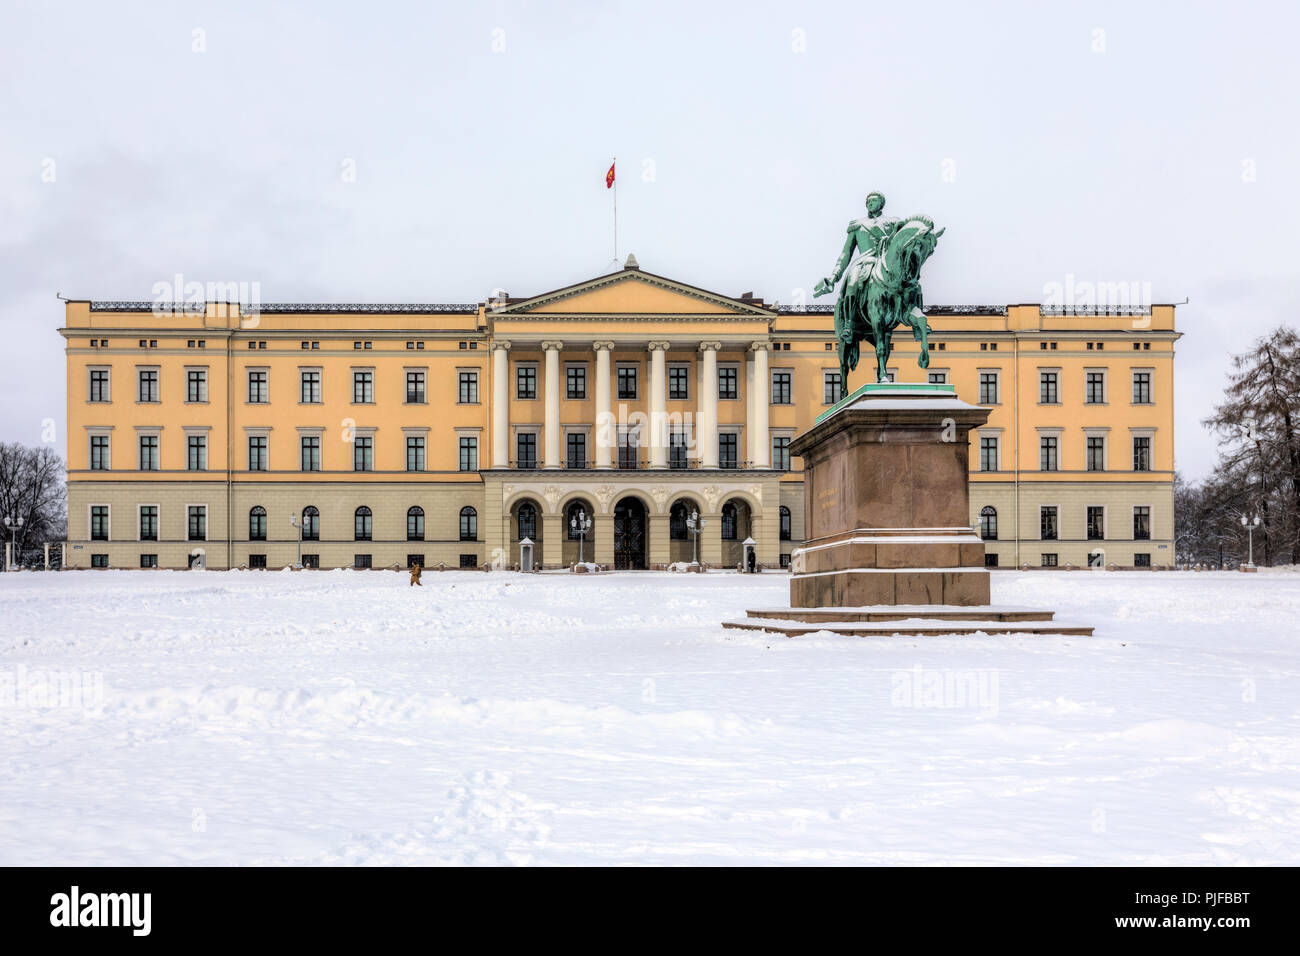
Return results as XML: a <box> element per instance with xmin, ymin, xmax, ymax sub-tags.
<box><xmin>409</xmin><ymin>561</ymin><xmax>423</xmax><ymax>587</ymax></box>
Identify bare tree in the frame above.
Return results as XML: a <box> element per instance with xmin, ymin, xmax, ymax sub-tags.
<box><xmin>1203</xmin><ymin>326</ymin><xmax>1300</xmax><ymax>564</ymax></box>
<box><xmin>0</xmin><ymin>443</ymin><xmax>66</xmax><ymax>565</ymax></box>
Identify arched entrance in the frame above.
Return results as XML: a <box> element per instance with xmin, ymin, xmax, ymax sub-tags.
<box><xmin>613</xmin><ymin>496</ymin><xmax>647</xmax><ymax>570</ymax></box>
<box><xmin>510</xmin><ymin>498</ymin><xmax>542</xmax><ymax>567</ymax></box>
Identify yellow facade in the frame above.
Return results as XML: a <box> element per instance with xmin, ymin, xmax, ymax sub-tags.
<box><xmin>60</xmin><ymin>261</ymin><xmax>1179</xmax><ymax>570</ymax></box>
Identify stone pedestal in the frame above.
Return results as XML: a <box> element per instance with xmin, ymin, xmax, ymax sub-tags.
<box><xmin>789</xmin><ymin>383</ymin><xmax>990</xmax><ymax>607</ymax></box>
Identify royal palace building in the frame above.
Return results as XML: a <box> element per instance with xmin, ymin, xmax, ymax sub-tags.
<box><xmin>60</xmin><ymin>257</ymin><xmax>1179</xmax><ymax>571</ymax></box>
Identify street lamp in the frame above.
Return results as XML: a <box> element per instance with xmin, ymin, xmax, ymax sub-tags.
<box><xmin>3</xmin><ymin>515</ymin><xmax>23</xmax><ymax>572</ymax></box>
<box><xmin>686</xmin><ymin>509</ymin><xmax>706</xmax><ymax>566</ymax></box>
<box><xmin>1240</xmin><ymin>512</ymin><xmax>1262</xmax><ymax>569</ymax></box>
<box><xmin>289</xmin><ymin>513</ymin><xmax>303</xmax><ymax>569</ymax></box>
<box><xmin>569</xmin><ymin>507</ymin><xmax>592</xmax><ymax>564</ymax></box>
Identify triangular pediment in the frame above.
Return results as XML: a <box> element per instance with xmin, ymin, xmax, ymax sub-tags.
<box><xmin>495</xmin><ymin>268</ymin><xmax>773</xmax><ymax>317</ymax></box>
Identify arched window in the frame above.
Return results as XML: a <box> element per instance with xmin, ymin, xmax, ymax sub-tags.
<box><xmin>407</xmin><ymin>506</ymin><xmax>424</xmax><ymax>542</ymax></box>
<box><xmin>517</xmin><ymin>502</ymin><xmax>537</xmax><ymax>540</ymax></box>
<box><xmin>354</xmin><ymin>506</ymin><xmax>372</xmax><ymax>541</ymax></box>
<box><xmin>669</xmin><ymin>501</ymin><xmax>689</xmax><ymax>540</ymax></box>
<box><xmin>721</xmin><ymin>502</ymin><xmax>738</xmax><ymax>540</ymax></box>
<box><xmin>249</xmin><ymin>506</ymin><xmax>267</xmax><ymax>542</ymax></box>
<box><xmin>566</xmin><ymin>501</ymin><xmax>591</xmax><ymax>540</ymax></box>
<box><xmin>780</xmin><ymin>505</ymin><xmax>791</xmax><ymax>541</ymax></box>
<box><xmin>979</xmin><ymin>506</ymin><xmax>998</xmax><ymax>541</ymax></box>
<box><xmin>301</xmin><ymin>506</ymin><xmax>319</xmax><ymax>541</ymax></box>
<box><xmin>460</xmin><ymin>506</ymin><xmax>478</xmax><ymax>541</ymax></box>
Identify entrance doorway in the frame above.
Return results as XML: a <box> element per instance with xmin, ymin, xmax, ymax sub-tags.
<box><xmin>613</xmin><ymin>497</ymin><xmax>647</xmax><ymax>570</ymax></box>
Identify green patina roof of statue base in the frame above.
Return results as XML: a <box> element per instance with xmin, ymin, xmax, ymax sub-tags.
<box><xmin>814</xmin><ymin>381</ymin><xmax>957</xmax><ymax>425</ymax></box>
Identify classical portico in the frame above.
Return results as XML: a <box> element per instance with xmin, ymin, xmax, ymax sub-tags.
<box><xmin>481</xmin><ymin>258</ymin><xmax>789</xmax><ymax>569</ymax></box>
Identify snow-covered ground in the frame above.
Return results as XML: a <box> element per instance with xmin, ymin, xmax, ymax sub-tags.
<box><xmin>1</xmin><ymin>568</ymin><xmax>1297</xmax><ymax>865</ymax></box>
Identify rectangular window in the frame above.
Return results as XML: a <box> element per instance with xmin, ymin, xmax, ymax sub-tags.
<box><xmin>517</xmin><ymin>433</ymin><xmax>537</xmax><ymax>469</ymax></box>
<box><xmin>1133</xmin><ymin>371</ymin><xmax>1152</xmax><ymax>404</ymax></box>
<box><xmin>719</xmin><ymin>433</ymin><xmax>738</xmax><ymax>469</ymax></box>
<box><xmin>140</xmin><ymin>554</ymin><xmax>158</xmax><ymax>569</ymax></box>
<box><xmin>1087</xmin><ymin>506</ymin><xmax>1105</xmax><ymax>541</ymax></box>
<box><xmin>1086</xmin><ymin>436</ymin><xmax>1105</xmax><ymax>471</ymax></box>
<box><xmin>1086</xmin><ymin>371</ymin><xmax>1105</xmax><ymax>404</ymax></box>
<box><xmin>354</xmin><ymin>554</ymin><xmax>372</xmax><ymax>570</ymax></box>
<box><xmin>824</xmin><ymin>371</ymin><xmax>842</xmax><ymax>405</ymax></box>
<box><xmin>1039</xmin><ymin>435</ymin><xmax>1059</xmax><ymax>472</ymax></box>
<box><xmin>1040</xmin><ymin>506</ymin><xmax>1059</xmax><ymax>541</ymax></box>
<box><xmin>352</xmin><ymin>370</ymin><xmax>374</xmax><ymax>404</ymax></box>
<box><xmin>979</xmin><ymin>372</ymin><xmax>999</xmax><ymax>404</ymax></box>
<box><xmin>617</xmin><ymin>366</ymin><xmax>638</xmax><ymax>400</ymax></box>
<box><xmin>567</xmin><ymin>366</ymin><xmax>586</xmax><ymax>400</ymax></box>
<box><xmin>139</xmin><ymin>505</ymin><xmax>158</xmax><ymax>542</ymax></box>
<box><xmin>91</xmin><ymin>553</ymin><xmax>108</xmax><ymax>568</ymax></box>
<box><xmin>186</xmin><ymin>368</ymin><xmax>207</xmax><ymax>403</ymax></box>
<box><xmin>1133</xmin><ymin>506</ymin><xmax>1151</xmax><ymax>540</ymax></box>
<box><xmin>1133</xmin><ymin>436</ymin><xmax>1152</xmax><ymax>472</ymax></box>
<box><xmin>89</xmin><ymin>368</ymin><xmax>110</xmax><ymax>402</ymax></box>
<box><xmin>407</xmin><ymin>370</ymin><xmax>427</xmax><ymax>404</ymax></box>
<box><xmin>1039</xmin><ymin>371</ymin><xmax>1059</xmax><ymax>404</ymax></box>
<box><xmin>927</xmin><ymin>371</ymin><xmax>948</xmax><ymax>384</ymax></box>
<box><xmin>669</xmin><ymin>431</ymin><xmax>689</xmax><ymax>469</ymax></box>
<box><xmin>1134</xmin><ymin>553</ymin><xmax>1151</xmax><ymax>567</ymax></box>
<box><xmin>1041</xmin><ymin>553</ymin><xmax>1059</xmax><ymax>567</ymax></box>
<box><xmin>772</xmin><ymin>435</ymin><xmax>791</xmax><ymax>471</ymax></box>
<box><xmin>139</xmin><ymin>434</ymin><xmax>159</xmax><ymax>471</ymax></box>
<box><xmin>517</xmin><ymin>365</ymin><xmax>537</xmax><ymax>400</ymax></box>
<box><xmin>407</xmin><ymin>553</ymin><xmax>425</xmax><ymax>569</ymax></box>
<box><xmin>979</xmin><ymin>436</ymin><xmax>999</xmax><ymax>472</ymax></box>
<box><xmin>458</xmin><ymin>371</ymin><xmax>479</xmax><ymax>405</ymax></box>
<box><xmin>618</xmin><ymin>430</ymin><xmax>638</xmax><ymax>470</ymax></box>
<box><xmin>406</xmin><ymin>435</ymin><xmax>426</xmax><ymax>472</ymax></box>
<box><xmin>248</xmin><ymin>554</ymin><xmax>267</xmax><ymax>569</ymax></box>
<box><xmin>459</xmin><ymin>436</ymin><xmax>479</xmax><ymax>472</ymax></box>
<box><xmin>984</xmin><ymin>553</ymin><xmax>999</xmax><ymax>568</ymax></box>
<box><xmin>353</xmin><ymin>436</ymin><xmax>373</xmax><ymax>472</ymax></box>
<box><xmin>247</xmin><ymin>370</ymin><xmax>268</xmax><ymax>403</ymax></box>
<box><xmin>187</xmin><ymin>434</ymin><xmax>207</xmax><ymax>471</ymax></box>
<box><xmin>188</xmin><ymin>505</ymin><xmax>206</xmax><ymax>541</ymax></box>
<box><xmin>90</xmin><ymin>505</ymin><xmax>109</xmax><ymax>541</ymax></box>
<box><xmin>718</xmin><ymin>366</ymin><xmax>738</xmax><ymax>400</ymax></box>
<box><xmin>771</xmin><ymin>370</ymin><xmax>792</xmax><ymax>405</ymax></box>
<box><xmin>248</xmin><ymin>435</ymin><xmax>267</xmax><ymax>471</ymax></box>
<box><xmin>301</xmin><ymin>554</ymin><xmax>320</xmax><ymax>569</ymax></box>
<box><xmin>668</xmin><ymin>365</ymin><xmax>689</xmax><ymax>400</ymax></box>
<box><xmin>300</xmin><ymin>436</ymin><xmax>321</xmax><ymax>472</ymax></box>
<box><xmin>300</xmin><ymin>370</ymin><xmax>322</xmax><ymax>404</ymax></box>
<box><xmin>566</xmin><ymin>432</ymin><xmax>587</xmax><ymax>469</ymax></box>
<box><xmin>138</xmin><ymin>368</ymin><xmax>159</xmax><ymax>403</ymax></box>
<box><xmin>89</xmin><ymin>435</ymin><xmax>110</xmax><ymax>470</ymax></box>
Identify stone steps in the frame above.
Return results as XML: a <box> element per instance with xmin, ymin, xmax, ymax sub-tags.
<box><xmin>722</xmin><ymin>606</ymin><xmax>1093</xmax><ymax>637</ymax></box>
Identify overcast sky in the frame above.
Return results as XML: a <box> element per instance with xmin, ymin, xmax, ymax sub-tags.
<box><xmin>3</xmin><ymin>0</ymin><xmax>1297</xmax><ymax>479</ymax></box>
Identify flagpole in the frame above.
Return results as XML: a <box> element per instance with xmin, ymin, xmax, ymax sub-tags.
<box><xmin>612</xmin><ymin>156</ymin><xmax>618</xmax><ymax>268</ymax></box>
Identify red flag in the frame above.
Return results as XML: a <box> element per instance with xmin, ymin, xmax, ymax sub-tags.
<box><xmin>605</xmin><ymin>161</ymin><xmax>615</xmax><ymax>189</ymax></box>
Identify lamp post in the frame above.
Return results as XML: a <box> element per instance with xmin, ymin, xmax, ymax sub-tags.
<box><xmin>1240</xmin><ymin>512</ymin><xmax>1262</xmax><ymax>569</ymax></box>
<box><xmin>289</xmin><ymin>513</ymin><xmax>302</xmax><ymax>569</ymax></box>
<box><xmin>686</xmin><ymin>509</ymin><xmax>705</xmax><ymax>566</ymax></box>
<box><xmin>569</xmin><ymin>507</ymin><xmax>592</xmax><ymax>564</ymax></box>
<box><xmin>3</xmin><ymin>515</ymin><xmax>23</xmax><ymax>572</ymax></box>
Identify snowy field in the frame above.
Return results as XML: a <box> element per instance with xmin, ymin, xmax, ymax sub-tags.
<box><xmin>1</xmin><ymin>568</ymin><xmax>1298</xmax><ymax>866</ymax></box>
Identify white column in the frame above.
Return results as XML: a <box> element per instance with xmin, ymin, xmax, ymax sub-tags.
<box><xmin>492</xmin><ymin>340</ymin><xmax>511</xmax><ymax>468</ymax></box>
<box><xmin>648</xmin><ymin>341</ymin><xmax>669</xmax><ymax>469</ymax></box>
<box><xmin>698</xmin><ymin>342</ymin><xmax>720</xmax><ymax>468</ymax></box>
<box><xmin>542</xmin><ymin>341</ymin><xmax>563</xmax><ymax>469</ymax></box>
<box><xmin>751</xmin><ymin>341</ymin><xmax>770</xmax><ymax>468</ymax></box>
<box><xmin>745</xmin><ymin>356</ymin><xmax>756</xmax><ymax>465</ymax></box>
<box><xmin>593</xmin><ymin>341</ymin><xmax>614</xmax><ymax>469</ymax></box>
